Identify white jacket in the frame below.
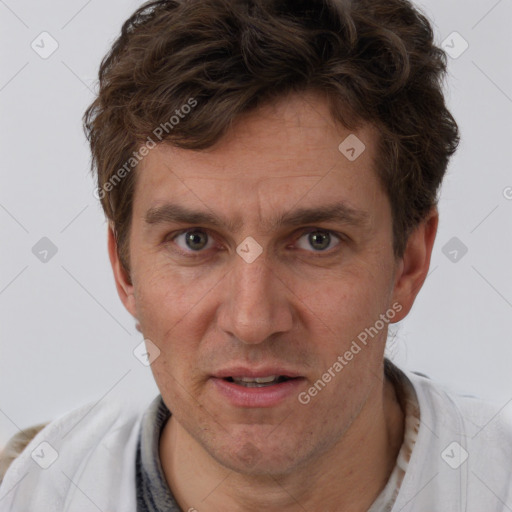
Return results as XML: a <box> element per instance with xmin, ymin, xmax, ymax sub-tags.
<box><xmin>1</xmin><ymin>369</ymin><xmax>511</xmax><ymax>511</ymax></box>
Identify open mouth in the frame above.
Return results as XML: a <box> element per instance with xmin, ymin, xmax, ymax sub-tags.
<box><xmin>212</xmin><ymin>372</ymin><xmax>304</xmax><ymax>407</ymax></box>
<box><xmin>223</xmin><ymin>375</ymin><xmax>295</xmax><ymax>388</ymax></box>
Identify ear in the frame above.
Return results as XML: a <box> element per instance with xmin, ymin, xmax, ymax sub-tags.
<box><xmin>107</xmin><ymin>225</ymin><xmax>137</xmax><ymax>318</ymax></box>
<box><xmin>390</xmin><ymin>207</ymin><xmax>438</xmax><ymax>322</ymax></box>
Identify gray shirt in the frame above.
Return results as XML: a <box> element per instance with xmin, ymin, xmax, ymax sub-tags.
<box><xmin>136</xmin><ymin>396</ymin><xmax>178</xmax><ymax>511</ymax></box>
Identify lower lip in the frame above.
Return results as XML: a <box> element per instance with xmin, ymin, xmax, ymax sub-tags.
<box><xmin>210</xmin><ymin>377</ymin><xmax>305</xmax><ymax>408</ymax></box>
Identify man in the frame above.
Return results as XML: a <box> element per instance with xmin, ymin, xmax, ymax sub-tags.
<box><xmin>1</xmin><ymin>0</ymin><xmax>511</xmax><ymax>510</ymax></box>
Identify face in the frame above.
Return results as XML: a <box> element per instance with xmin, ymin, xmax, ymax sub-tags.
<box><xmin>111</xmin><ymin>92</ymin><xmax>422</xmax><ymax>475</ymax></box>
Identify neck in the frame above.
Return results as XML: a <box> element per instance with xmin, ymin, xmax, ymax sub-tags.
<box><xmin>159</xmin><ymin>375</ymin><xmax>404</xmax><ymax>512</ymax></box>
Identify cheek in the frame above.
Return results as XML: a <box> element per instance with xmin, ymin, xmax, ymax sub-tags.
<box><xmin>131</xmin><ymin>263</ymin><xmax>224</xmax><ymax>378</ymax></box>
<box><xmin>133</xmin><ymin>258</ymin><xmax>223</xmax><ymax>325</ymax></box>
<box><xmin>298</xmin><ymin>265</ymin><xmax>389</xmax><ymax>341</ymax></box>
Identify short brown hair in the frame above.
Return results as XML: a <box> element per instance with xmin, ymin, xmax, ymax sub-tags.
<box><xmin>84</xmin><ymin>0</ymin><xmax>459</xmax><ymax>273</ymax></box>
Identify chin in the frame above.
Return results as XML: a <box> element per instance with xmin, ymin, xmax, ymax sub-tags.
<box><xmin>205</xmin><ymin>431</ymin><xmax>312</xmax><ymax>476</ymax></box>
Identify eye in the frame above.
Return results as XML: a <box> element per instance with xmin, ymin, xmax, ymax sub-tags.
<box><xmin>172</xmin><ymin>229</ymin><xmax>215</xmax><ymax>253</ymax></box>
<box><xmin>295</xmin><ymin>229</ymin><xmax>341</xmax><ymax>252</ymax></box>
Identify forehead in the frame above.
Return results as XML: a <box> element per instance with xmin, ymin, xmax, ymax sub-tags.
<box><xmin>133</xmin><ymin>93</ymin><xmax>385</xmax><ymax>223</ymax></box>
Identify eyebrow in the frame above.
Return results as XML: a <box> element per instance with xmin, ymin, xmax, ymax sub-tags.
<box><xmin>144</xmin><ymin>201</ymin><xmax>371</xmax><ymax>232</ymax></box>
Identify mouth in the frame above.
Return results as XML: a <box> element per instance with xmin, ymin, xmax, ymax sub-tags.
<box><xmin>223</xmin><ymin>375</ymin><xmax>296</xmax><ymax>388</ymax></box>
<box><xmin>210</xmin><ymin>369</ymin><xmax>305</xmax><ymax>407</ymax></box>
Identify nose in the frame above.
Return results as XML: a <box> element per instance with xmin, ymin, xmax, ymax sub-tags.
<box><xmin>217</xmin><ymin>253</ymin><xmax>294</xmax><ymax>345</ymax></box>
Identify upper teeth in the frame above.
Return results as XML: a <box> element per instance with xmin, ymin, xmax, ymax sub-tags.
<box><xmin>234</xmin><ymin>376</ymin><xmax>279</xmax><ymax>384</ymax></box>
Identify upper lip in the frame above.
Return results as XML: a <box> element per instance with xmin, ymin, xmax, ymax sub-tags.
<box><xmin>213</xmin><ymin>367</ymin><xmax>303</xmax><ymax>379</ymax></box>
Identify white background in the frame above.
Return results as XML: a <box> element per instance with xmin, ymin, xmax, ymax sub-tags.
<box><xmin>1</xmin><ymin>0</ymin><xmax>511</xmax><ymax>448</ymax></box>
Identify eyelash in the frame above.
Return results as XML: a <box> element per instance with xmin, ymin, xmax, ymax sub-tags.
<box><xmin>164</xmin><ymin>228</ymin><xmax>345</xmax><ymax>258</ymax></box>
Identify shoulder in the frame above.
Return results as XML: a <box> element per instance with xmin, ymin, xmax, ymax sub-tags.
<box><xmin>0</xmin><ymin>395</ymin><xmax>150</xmax><ymax>511</ymax></box>
<box><xmin>0</xmin><ymin>423</ymin><xmax>48</xmax><ymax>484</ymax></box>
<box><xmin>394</xmin><ymin>366</ymin><xmax>512</xmax><ymax>511</ymax></box>
<box><xmin>407</xmin><ymin>369</ymin><xmax>512</xmax><ymax>440</ymax></box>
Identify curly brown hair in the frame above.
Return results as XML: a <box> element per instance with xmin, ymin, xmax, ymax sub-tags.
<box><xmin>83</xmin><ymin>0</ymin><xmax>459</xmax><ymax>273</ymax></box>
